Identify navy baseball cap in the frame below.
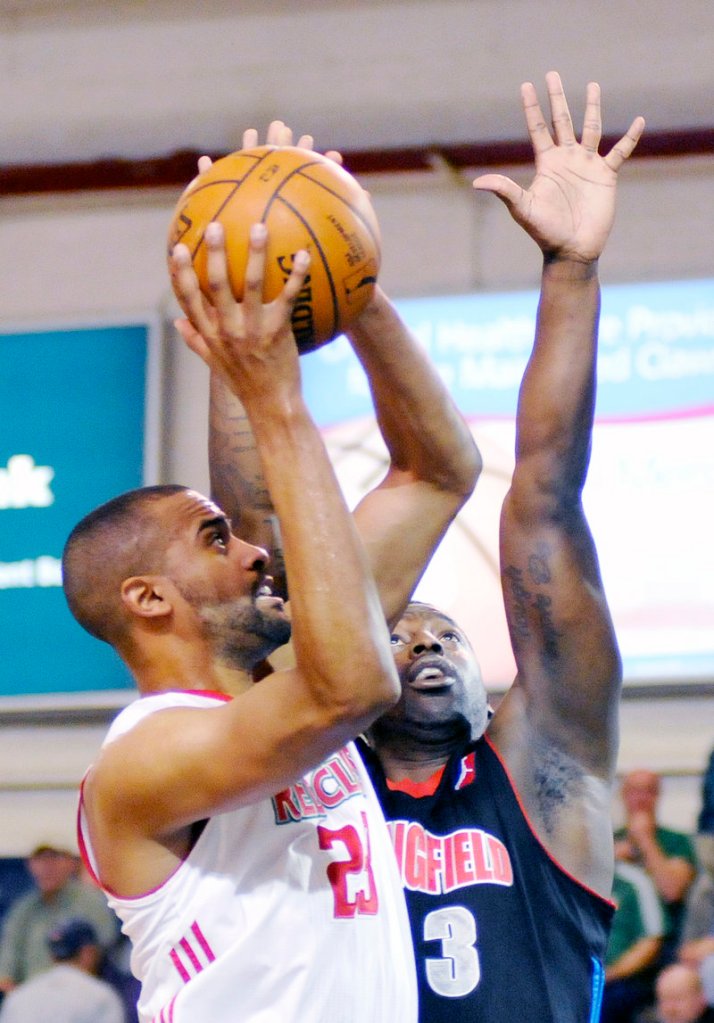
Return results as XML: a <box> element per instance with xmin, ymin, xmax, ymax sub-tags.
<box><xmin>47</xmin><ymin>918</ymin><xmax>99</xmax><ymax>960</ymax></box>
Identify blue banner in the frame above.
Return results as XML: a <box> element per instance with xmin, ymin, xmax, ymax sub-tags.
<box><xmin>0</xmin><ymin>323</ymin><xmax>155</xmax><ymax>698</ymax></box>
<box><xmin>302</xmin><ymin>278</ymin><xmax>714</xmax><ymax>425</ymax></box>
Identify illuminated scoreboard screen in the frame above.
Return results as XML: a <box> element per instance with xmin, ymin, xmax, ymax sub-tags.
<box><xmin>0</xmin><ymin>321</ymin><xmax>161</xmax><ymax>704</ymax></box>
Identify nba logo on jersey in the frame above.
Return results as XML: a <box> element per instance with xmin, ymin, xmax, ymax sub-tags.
<box><xmin>455</xmin><ymin>752</ymin><xmax>476</xmax><ymax>790</ymax></box>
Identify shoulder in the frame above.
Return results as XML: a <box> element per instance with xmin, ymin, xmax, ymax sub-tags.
<box><xmin>104</xmin><ymin>691</ymin><xmax>230</xmax><ymax>746</ymax></box>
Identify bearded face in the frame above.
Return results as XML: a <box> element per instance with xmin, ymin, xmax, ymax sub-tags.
<box><xmin>184</xmin><ymin>589</ymin><xmax>292</xmax><ymax>671</ymax></box>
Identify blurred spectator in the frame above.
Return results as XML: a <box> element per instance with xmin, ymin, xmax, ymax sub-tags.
<box><xmin>696</xmin><ymin>750</ymin><xmax>714</xmax><ymax>878</ymax></box>
<box><xmin>680</xmin><ymin>871</ymin><xmax>714</xmax><ymax>952</ymax></box>
<box><xmin>699</xmin><ymin>954</ymin><xmax>714</xmax><ymax>1009</ymax></box>
<box><xmin>679</xmin><ymin>871</ymin><xmax>714</xmax><ymax>973</ymax></box>
<box><xmin>0</xmin><ymin>918</ymin><xmax>124</xmax><ymax>1023</ymax></box>
<box><xmin>0</xmin><ymin>843</ymin><xmax>119</xmax><ymax>994</ymax></box>
<box><xmin>616</xmin><ymin>770</ymin><xmax>698</xmax><ymax>963</ymax></box>
<box><xmin>602</xmin><ymin>861</ymin><xmax>666</xmax><ymax>1023</ymax></box>
<box><xmin>643</xmin><ymin>963</ymin><xmax>714</xmax><ymax>1023</ymax></box>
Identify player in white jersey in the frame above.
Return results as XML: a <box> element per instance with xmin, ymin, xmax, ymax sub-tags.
<box><xmin>79</xmin><ymin>692</ymin><xmax>413</xmax><ymax>1022</ymax></box>
<box><xmin>64</xmin><ymin>126</ymin><xmax>480</xmax><ymax>1023</ymax></box>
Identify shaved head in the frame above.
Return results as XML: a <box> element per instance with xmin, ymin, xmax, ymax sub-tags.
<box><xmin>62</xmin><ymin>485</ymin><xmax>188</xmax><ymax>644</ymax></box>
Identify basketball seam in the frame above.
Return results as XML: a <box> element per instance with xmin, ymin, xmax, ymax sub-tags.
<box><xmin>188</xmin><ymin>150</ymin><xmax>278</xmax><ymax>260</ymax></box>
<box><xmin>272</xmin><ymin>193</ymin><xmax>339</xmax><ymax>339</ymax></box>
<box><xmin>293</xmin><ymin>168</ymin><xmax>380</xmax><ymax>251</ymax></box>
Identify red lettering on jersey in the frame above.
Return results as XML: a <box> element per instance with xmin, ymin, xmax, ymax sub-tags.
<box><xmin>330</xmin><ymin>750</ymin><xmax>361</xmax><ymax>795</ymax></box>
<box><xmin>318</xmin><ymin>812</ymin><xmax>378</xmax><ymax>918</ymax></box>
<box><xmin>339</xmin><ymin>744</ymin><xmax>363</xmax><ymax>782</ymax></box>
<box><xmin>472</xmin><ymin>828</ymin><xmax>497</xmax><ymax>882</ymax></box>
<box><xmin>404</xmin><ymin>821</ymin><xmax>428</xmax><ymax>889</ymax></box>
<box><xmin>272</xmin><ymin>746</ymin><xmax>363</xmax><ymax>823</ymax></box>
<box><xmin>452</xmin><ymin>829</ymin><xmax>477</xmax><ymax>886</ymax></box>
<box><xmin>388</xmin><ymin>820</ymin><xmax>513</xmax><ymax>894</ymax></box>
<box><xmin>443</xmin><ymin>831</ymin><xmax>456</xmax><ymax>891</ymax></box>
<box><xmin>425</xmin><ymin>830</ymin><xmax>444</xmax><ymax>895</ymax></box>
<box><xmin>487</xmin><ymin>832</ymin><xmax>514</xmax><ymax>884</ymax></box>
<box><xmin>293</xmin><ymin>780</ymin><xmax>325</xmax><ymax>817</ymax></box>
<box><xmin>313</xmin><ymin>763</ymin><xmax>350</xmax><ymax>808</ymax></box>
<box><xmin>272</xmin><ymin>786</ymin><xmax>304</xmax><ymax>823</ymax></box>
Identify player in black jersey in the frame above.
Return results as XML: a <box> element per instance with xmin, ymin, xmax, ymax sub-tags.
<box><xmin>358</xmin><ymin>73</ymin><xmax>644</xmax><ymax>1021</ymax></box>
<box><xmin>201</xmin><ymin>76</ymin><xmax>644</xmax><ymax>1022</ymax></box>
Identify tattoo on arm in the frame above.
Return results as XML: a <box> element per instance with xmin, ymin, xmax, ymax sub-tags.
<box><xmin>504</xmin><ymin>546</ymin><xmax>562</xmax><ymax>664</ymax></box>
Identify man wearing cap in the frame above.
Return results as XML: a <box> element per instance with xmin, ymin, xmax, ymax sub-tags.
<box><xmin>0</xmin><ymin>918</ymin><xmax>125</xmax><ymax>1023</ymax></box>
<box><xmin>0</xmin><ymin>844</ymin><xmax>119</xmax><ymax>994</ymax></box>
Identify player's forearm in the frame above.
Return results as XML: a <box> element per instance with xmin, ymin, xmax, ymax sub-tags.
<box><xmin>346</xmin><ymin>287</ymin><xmax>481</xmax><ymax>498</ymax></box>
<box><xmin>514</xmin><ymin>257</ymin><xmax>600</xmax><ymax>496</ymax></box>
<box><xmin>247</xmin><ymin>395</ymin><xmax>397</xmax><ymax>715</ymax></box>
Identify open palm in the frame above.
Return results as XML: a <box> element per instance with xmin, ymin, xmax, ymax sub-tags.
<box><xmin>474</xmin><ymin>72</ymin><xmax>645</xmax><ymax>262</ymax></box>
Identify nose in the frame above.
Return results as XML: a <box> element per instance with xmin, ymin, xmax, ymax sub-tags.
<box><xmin>236</xmin><ymin>538</ymin><xmax>269</xmax><ymax>574</ymax></box>
<box><xmin>410</xmin><ymin>629</ymin><xmax>443</xmax><ymax>658</ymax></box>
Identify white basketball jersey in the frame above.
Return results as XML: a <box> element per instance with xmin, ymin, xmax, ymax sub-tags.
<box><xmin>78</xmin><ymin>691</ymin><xmax>417</xmax><ymax>1023</ymax></box>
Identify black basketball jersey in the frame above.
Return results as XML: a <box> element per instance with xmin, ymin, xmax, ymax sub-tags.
<box><xmin>358</xmin><ymin>734</ymin><xmax>614</xmax><ymax>1023</ymax></box>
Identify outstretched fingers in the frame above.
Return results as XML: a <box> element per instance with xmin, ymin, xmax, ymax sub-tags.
<box><xmin>580</xmin><ymin>81</ymin><xmax>603</xmax><ymax>154</ymax></box>
<box><xmin>544</xmin><ymin>70</ymin><xmax>576</xmax><ymax>147</ymax></box>
<box><xmin>605</xmin><ymin>115</ymin><xmax>646</xmax><ymax>172</ymax></box>
<box><xmin>472</xmin><ymin>171</ymin><xmax>524</xmax><ymax>210</ymax></box>
<box><xmin>240</xmin><ymin>223</ymin><xmax>270</xmax><ymax>319</ymax></box>
<box><xmin>520</xmin><ymin>80</ymin><xmax>553</xmax><ymax>156</ymax></box>
<box><xmin>204</xmin><ymin>222</ymin><xmax>240</xmax><ymax>320</ymax></box>
<box><xmin>265</xmin><ymin>120</ymin><xmax>294</xmax><ymax>147</ymax></box>
<box><xmin>169</xmin><ymin>243</ymin><xmax>215</xmax><ymax>339</ymax></box>
<box><xmin>276</xmin><ymin>250</ymin><xmax>311</xmax><ymax>314</ymax></box>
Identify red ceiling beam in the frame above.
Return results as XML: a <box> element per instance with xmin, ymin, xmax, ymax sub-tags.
<box><xmin>1</xmin><ymin>128</ymin><xmax>712</xmax><ymax>197</ymax></box>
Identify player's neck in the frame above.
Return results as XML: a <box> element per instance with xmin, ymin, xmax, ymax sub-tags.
<box><xmin>128</xmin><ymin>637</ymin><xmax>254</xmax><ymax>698</ymax></box>
<box><xmin>374</xmin><ymin>738</ymin><xmax>459</xmax><ymax>783</ymax></box>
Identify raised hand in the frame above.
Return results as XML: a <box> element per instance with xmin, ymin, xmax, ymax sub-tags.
<box><xmin>196</xmin><ymin>119</ymin><xmax>343</xmax><ymax>177</ymax></box>
<box><xmin>170</xmin><ymin>221</ymin><xmax>310</xmax><ymax>404</ymax></box>
<box><xmin>473</xmin><ymin>71</ymin><xmax>645</xmax><ymax>262</ymax></box>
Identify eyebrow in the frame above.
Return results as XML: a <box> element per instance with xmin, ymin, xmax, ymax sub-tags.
<box><xmin>197</xmin><ymin>515</ymin><xmax>230</xmax><ymax>537</ymax></box>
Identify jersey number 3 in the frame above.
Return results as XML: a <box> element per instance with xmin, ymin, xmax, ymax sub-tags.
<box><xmin>424</xmin><ymin>905</ymin><xmax>481</xmax><ymax>997</ymax></box>
<box><xmin>318</xmin><ymin>812</ymin><xmax>378</xmax><ymax>918</ymax></box>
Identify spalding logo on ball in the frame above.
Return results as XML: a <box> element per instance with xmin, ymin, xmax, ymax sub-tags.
<box><xmin>167</xmin><ymin>146</ymin><xmax>381</xmax><ymax>354</ymax></box>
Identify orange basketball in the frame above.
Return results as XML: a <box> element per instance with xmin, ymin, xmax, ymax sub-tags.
<box><xmin>167</xmin><ymin>146</ymin><xmax>381</xmax><ymax>354</ymax></box>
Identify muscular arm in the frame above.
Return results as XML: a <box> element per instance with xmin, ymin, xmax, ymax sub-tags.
<box><xmin>480</xmin><ymin>73</ymin><xmax>643</xmax><ymax>894</ymax></box>
<box><xmin>344</xmin><ymin>287</ymin><xmax>481</xmax><ymax>626</ymax></box>
<box><xmin>209</xmin><ymin>126</ymin><xmax>480</xmax><ymax>617</ymax></box>
<box><xmin>211</xmin><ymin>286</ymin><xmax>480</xmax><ymax>626</ymax></box>
<box><xmin>498</xmin><ymin>257</ymin><xmax>621</xmax><ymax>769</ymax></box>
<box><xmin>85</xmin><ymin>225</ymin><xmax>399</xmax><ymax>896</ymax></box>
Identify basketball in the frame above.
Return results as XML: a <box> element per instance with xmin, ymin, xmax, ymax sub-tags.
<box><xmin>167</xmin><ymin>146</ymin><xmax>381</xmax><ymax>353</ymax></box>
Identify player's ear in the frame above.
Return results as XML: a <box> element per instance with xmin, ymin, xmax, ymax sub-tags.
<box><xmin>120</xmin><ymin>576</ymin><xmax>174</xmax><ymax>620</ymax></box>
